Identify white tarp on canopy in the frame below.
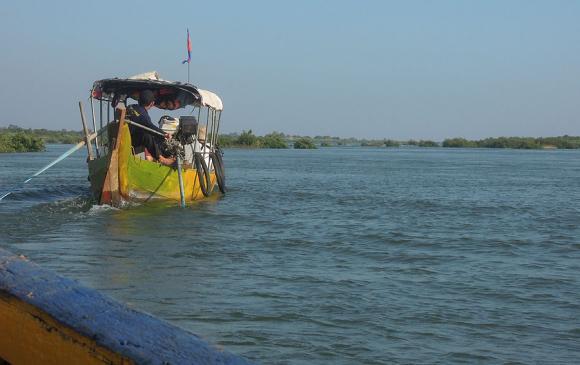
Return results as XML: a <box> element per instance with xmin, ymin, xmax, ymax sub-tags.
<box><xmin>197</xmin><ymin>89</ymin><xmax>223</xmax><ymax>111</ymax></box>
<box><xmin>128</xmin><ymin>71</ymin><xmax>162</xmax><ymax>81</ymax></box>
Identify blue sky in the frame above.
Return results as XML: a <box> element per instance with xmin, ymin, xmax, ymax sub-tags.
<box><xmin>1</xmin><ymin>0</ymin><xmax>579</xmax><ymax>139</ymax></box>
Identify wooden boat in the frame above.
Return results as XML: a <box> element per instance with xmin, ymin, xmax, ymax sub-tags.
<box><xmin>82</xmin><ymin>72</ymin><xmax>225</xmax><ymax>207</ymax></box>
<box><xmin>0</xmin><ymin>248</ymin><xmax>252</xmax><ymax>364</ymax></box>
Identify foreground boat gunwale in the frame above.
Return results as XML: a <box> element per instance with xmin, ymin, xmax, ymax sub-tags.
<box><xmin>0</xmin><ymin>248</ymin><xmax>252</xmax><ymax>364</ymax></box>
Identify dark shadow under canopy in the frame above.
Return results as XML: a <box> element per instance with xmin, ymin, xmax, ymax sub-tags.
<box><xmin>91</xmin><ymin>78</ymin><xmax>201</xmax><ymax>111</ymax></box>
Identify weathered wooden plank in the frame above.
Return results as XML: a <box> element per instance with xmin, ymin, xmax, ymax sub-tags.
<box><xmin>79</xmin><ymin>101</ymin><xmax>95</xmax><ymax>161</ymax></box>
<box><xmin>101</xmin><ymin>108</ymin><xmax>125</xmax><ymax>206</ymax></box>
<box><xmin>0</xmin><ymin>248</ymin><xmax>253</xmax><ymax>365</ymax></box>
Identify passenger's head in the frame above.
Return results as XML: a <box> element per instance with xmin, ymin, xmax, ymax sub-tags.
<box><xmin>158</xmin><ymin>99</ymin><xmax>175</xmax><ymax>110</ymax></box>
<box><xmin>139</xmin><ymin>90</ymin><xmax>155</xmax><ymax>107</ymax></box>
<box><xmin>157</xmin><ymin>98</ymin><xmax>180</xmax><ymax>110</ymax></box>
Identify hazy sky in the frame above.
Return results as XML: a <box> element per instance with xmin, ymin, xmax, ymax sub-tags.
<box><xmin>1</xmin><ymin>0</ymin><xmax>579</xmax><ymax>139</ymax></box>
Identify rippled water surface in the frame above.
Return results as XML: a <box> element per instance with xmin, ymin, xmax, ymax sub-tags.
<box><xmin>1</xmin><ymin>145</ymin><xmax>579</xmax><ymax>364</ymax></box>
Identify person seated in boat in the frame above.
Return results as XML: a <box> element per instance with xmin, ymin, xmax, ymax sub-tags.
<box><xmin>126</xmin><ymin>90</ymin><xmax>175</xmax><ymax>166</ymax></box>
<box><xmin>157</xmin><ymin>98</ymin><xmax>180</xmax><ymax>110</ymax></box>
<box><xmin>157</xmin><ymin>91</ymin><xmax>189</xmax><ymax>110</ymax></box>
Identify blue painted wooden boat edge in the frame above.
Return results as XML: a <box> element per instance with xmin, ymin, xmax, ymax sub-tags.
<box><xmin>0</xmin><ymin>248</ymin><xmax>255</xmax><ymax>365</ymax></box>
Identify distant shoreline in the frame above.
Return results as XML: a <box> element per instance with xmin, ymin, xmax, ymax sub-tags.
<box><xmin>219</xmin><ymin>130</ymin><xmax>580</xmax><ymax>150</ymax></box>
<box><xmin>0</xmin><ymin>125</ymin><xmax>83</xmax><ymax>153</ymax></box>
<box><xmin>1</xmin><ymin>125</ymin><xmax>579</xmax><ymax>152</ymax></box>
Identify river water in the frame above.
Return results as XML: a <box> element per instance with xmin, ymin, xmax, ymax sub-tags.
<box><xmin>0</xmin><ymin>145</ymin><xmax>579</xmax><ymax>364</ymax></box>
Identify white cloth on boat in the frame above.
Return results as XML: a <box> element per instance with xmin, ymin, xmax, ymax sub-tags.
<box><xmin>184</xmin><ymin>140</ymin><xmax>213</xmax><ymax>170</ymax></box>
<box><xmin>197</xmin><ymin>89</ymin><xmax>223</xmax><ymax>111</ymax></box>
<box><xmin>158</xmin><ymin>116</ymin><xmax>179</xmax><ymax>135</ymax></box>
<box><xmin>128</xmin><ymin>71</ymin><xmax>164</xmax><ymax>81</ymax></box>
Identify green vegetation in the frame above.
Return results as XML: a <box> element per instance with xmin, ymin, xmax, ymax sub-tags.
<box><xmin>4</xmin><ymin>124</ymin><xmax>579</xmax><ymax>152</ymax></box>
<box><xmin>236</xmin><ymin>129</ymin><xmax>259</xmax><ymax>147</ymax></box>
<box><xmin>537</xmin><ymin>136</ymin><xmax>580</xmax><ymax>149</ymax></box>
<box><xmin>216</xmin><ymin>131</ymin><xmax>580</xmax><ymax>150</ymax></box>
<box><xmin>361</xmin><ymin>140</ymin><xmax>385</xmax><ymax>147</ymax></box>
<box><xmin>362</xmin><ymin>139</ymin><xmax>404</xmax><ymax>147</ymax></box>
<box><xmin>403</xmin><ymin>139</ymin><xmax>439</xmax><ymax>147</ymax></box>
<box><xmin>384</xmin><ymin>139</ymin><xmax>400</xmax><ymax>147</ymax></box>
<box><xmin>442</xmin><ymin>136</ymin><xmax>580</xmax><ymax>149</ymax></box>
<box><xmin>418</xmin><ymin>140</ymin><xmax>439</xmax><ymax>147</ymax></box>
<box><xmin>261</xmin><ymin>132</ymin><xmax>288</xmax><ymax>148</ymax></box>
<box><xmin>0</xmin><ymin>132</ymin><xmax>45</xmax><ymax>152</ymax></box>
<box><xmin>293</xmin><ymin>137</ymin><xmax>317</xmax><ymax>149</ymax></box>
<box><xmin>1</xmin><ymin>125</ymin><xmax>84</xmax><ymax>144</ymax></box>
<box><xmin>218</xmin><ymin>130</ymin><xmax>288</xmax><ymax>148</ymax></box>
<box><xmin>442</xmin><ymin>138</ymin><xmax>478</xmax><ymax>148</ymax></box>
<box><xmin>217</xmin><ymin>134</ymin><xmax>238</xmax><ymax>148</ymax></box>
<box><xmin>0</xmin><ymin>125</ymin><xmax>83</xmax><ymax>152</ymax></box>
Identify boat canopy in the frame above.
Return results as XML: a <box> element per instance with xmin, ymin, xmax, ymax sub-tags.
<box><xmin>91</xmin><ymin>71</ymin><xmax>223</xmax><ymax>111</ymax></box>
<box><xmin>197</xmin><ymin>89</ymin><xmax>223</xmax><ymax>111</ymax></box>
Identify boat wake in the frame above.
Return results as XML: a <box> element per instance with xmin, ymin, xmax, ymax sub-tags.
<box><xmin>87</xmin><ymin>204</ymin><xmax>121</xmax><ymax>215</ymax></box>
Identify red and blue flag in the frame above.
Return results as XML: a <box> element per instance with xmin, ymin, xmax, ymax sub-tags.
<box><xmin>182</xmin><ymin>29</ymin><xmax>192</xmax><ymax>64</ymax></box>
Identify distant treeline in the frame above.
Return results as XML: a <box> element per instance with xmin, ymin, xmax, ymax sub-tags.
<box><xmin>359</xmin><ymin>139</ymin><xmax>439</xmax><ymax>148</ymax></box>
<box><xmin>3</xmin><ymin>125</ymin><xmax>580</xmax><ymax>152</ymax></box>
<box><xmin>219</xmin><ymin>131</ymin><xmax>317</xmax><ymax>149</ymax></box>
<box><xmin>218</xmin><ymin>131</ymin><xmax>580</xmax><ymax>150</ymax></box>
<box><xmin>0</xmin><ymin>125</ymin><xmax>85</xmax><ymax>153</ymax></box>
<box><xmin>442</xmin><ymin>136</ymin><xmax>580</xmax><ymax>149</ymax></box>
<box><xmin>217</xmin><ymin>131</ymin><xmax>443</xmax><ymax>149</ymax></box>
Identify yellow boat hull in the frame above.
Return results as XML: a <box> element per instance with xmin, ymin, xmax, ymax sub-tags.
<box><xmin>89</xmin><ymin>122</ymin><xmax>217</xmax><ymax>205</ymax></box>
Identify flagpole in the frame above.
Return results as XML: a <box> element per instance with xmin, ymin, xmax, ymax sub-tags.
<box><xmin>183</xmin><ymin>28</ymin><xmax>192</xmax><ymax>84</ymax></box>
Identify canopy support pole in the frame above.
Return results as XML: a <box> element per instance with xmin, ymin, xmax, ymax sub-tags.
<box><xmin>89</xmin><ymin>98</ymin><xmax>100</xmax><ymax>157</ymax></box>
<box><xmin>176</xmin><ymin>155</ymin><xmax>186</xmax><ymax>208</ymax></box>
<box><xmin>99</xmin><ymin>99</ymin><xmax>103</xmax><ymax>144</ymax></box>
<box><xmin>79</xmin><ymin>102</ymin><xmax>95</xmax><ymax>161</ymax></box>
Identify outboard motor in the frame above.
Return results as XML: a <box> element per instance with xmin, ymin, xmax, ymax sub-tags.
<box><xmin>174</xmin><ymin>116</ymin><xmax>198</xmax><ymax>145</ymax></box>
<box><xmin>158</xmin><ymin>116</ymin><xmax>179</xmax><ymax>135</ymax></box>
<box><xmin>164</xmin><ymin>116</ymin><xmax>198</xmax><ymax>161</ymax></box>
